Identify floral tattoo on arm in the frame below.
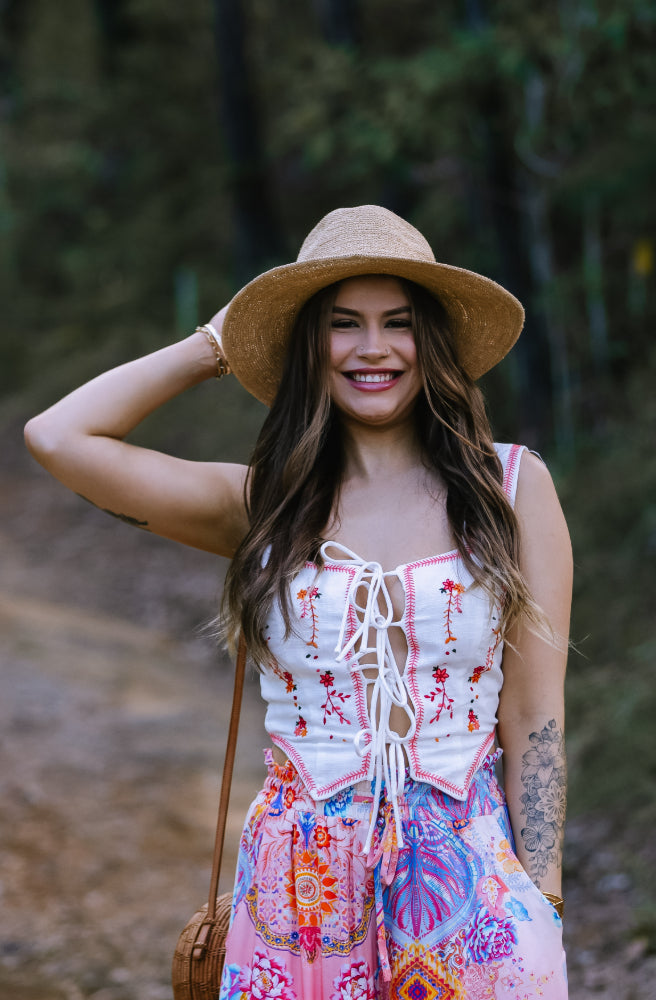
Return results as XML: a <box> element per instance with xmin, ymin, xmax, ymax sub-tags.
<box><xmin>519</xmin><ymin>719</ymin><xmax>567</xmax><ymax>886</ymax></box>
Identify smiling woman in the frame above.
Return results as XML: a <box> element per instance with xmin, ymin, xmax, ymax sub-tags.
<box><xmin>25</xmin><ymin>205</ymin><xmax>571</xmax><ymax>999</ymax></box>
<box><xmin>328</xmin><ymin>276</ymin><xmax>422</xmax><ymax>422</ymax></box>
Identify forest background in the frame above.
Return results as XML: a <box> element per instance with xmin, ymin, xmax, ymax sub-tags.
<box><xmin>1</xmin><ymin>0</ymin><xmax>655</xmax><ymax>997</ymax></box>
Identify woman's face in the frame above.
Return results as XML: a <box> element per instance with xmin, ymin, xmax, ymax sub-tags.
<box><xmin>328</xmin><ymin>275</ymin><xmax>423</xmax><ymax>427</ymax></box>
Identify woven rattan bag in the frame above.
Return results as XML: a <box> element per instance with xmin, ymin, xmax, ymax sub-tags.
<box><xmin>172</xmin><ymin>637</ymin><xmax>246</xmax><ymax>1000</ymax></box>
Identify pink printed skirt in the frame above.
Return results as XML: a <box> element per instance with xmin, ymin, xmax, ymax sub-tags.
<box><xmin>219</xmin><ymin>751</ymin><xmax>567</xmax><ymax>999</ymax></box>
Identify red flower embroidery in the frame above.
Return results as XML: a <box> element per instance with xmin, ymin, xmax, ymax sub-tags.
<box><xmin>318</xmin><ymin>669</ymin><xmax>351</xmax><ymax>725</ymax></box>
<box><xmin>425</xmin><ymin>664</ymin><xmax>454</xmax><ymax>724</ymax></box>
<box><xmin>297</xmin><ymin>586</ymin><xmax>321</xmax><ymax>647</ymax></box>
<box><xmin>468</xmin><ymin>708</ymin><xmax>480</xmax><ymax>732</ymax></box>
<box><xmin>295</xmin><ymin>715</ymin><xmax>308</xmax><ymax>737</ymax></box>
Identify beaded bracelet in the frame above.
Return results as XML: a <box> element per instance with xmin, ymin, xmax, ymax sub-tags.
<box><xmin>196</xmin><ymin>324</ymin><xmax>231</xmax><ymax>379</ymax></box>
<box><xmin>542</xmin><ymin>892</ymin><xmax>564</xmax><ymax>918</ymax></box>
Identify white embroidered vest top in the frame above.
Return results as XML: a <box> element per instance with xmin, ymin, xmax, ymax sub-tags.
<box><xmin>260</xmin><ymin>442</ymin><xmax>525</xmax><ymax>851</ymax></box>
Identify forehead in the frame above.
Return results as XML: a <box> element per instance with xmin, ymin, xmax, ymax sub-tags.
<box><xmin>333</xmin><ymin>275</ymin><xmax>409</xmax><ymax>309</ymax></box>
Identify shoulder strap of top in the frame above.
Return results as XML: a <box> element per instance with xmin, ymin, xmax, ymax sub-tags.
<box><xmin>494</xmin><ymin>442</ymin><xmax>526</xmax><ymax>509</ymax></box>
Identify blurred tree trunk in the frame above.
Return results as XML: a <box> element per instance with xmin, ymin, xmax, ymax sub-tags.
<box><xmin>314</xmin><ymin>0</ymin><xmax>414</xmax><ymax>217</ymax></box>
<box><xmin>0</xmin><ymin>0</ymin><xmax>18</xmax><ymax>292</ymax></box>
<box><xmin>477</xmin><ymin>104</ymin><xmax>553</xmax><ymax>448</ymax></box>
<box><xmin>519</xmin><ymin>67</ymin><xmax>574</xmax><ymax>457</ymax></box>
<box><xmin>523</xmin><ymin>180</ymin><xmax>574</xmax><ymax>457</ymax></box>
<box><xmin>312</xmin><ymin>0</ymin><xmax>361</xmax><ymax>45</ymax></box>
<box><xmin>583</xmin><ymin>192</ymin><xmax>609</xmax><ymax>373</ymax></box>
<box><xmin>0</xmin><ymin>0</ymin><xmax>18</xmax><ymax>388</ymax></box>
<box><xmin>463</xmin><ymin>0</ymin><xmax>552</xmax><ymax>447</ymax></box>
<box><xmin>211</xmin><ymin>0</ymin><xmax>281</xmax><ymax>283</ymax></box>
<box><xmin>92</xmin><ymin>0</ymin><xmax>133</xmax><ymax>76</ymax></box>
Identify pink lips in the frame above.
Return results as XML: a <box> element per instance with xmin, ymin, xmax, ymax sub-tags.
<box><xmin>342</xmin><ymin>368</ymin><xmax>403</xmax><ymax>392</ymax></box>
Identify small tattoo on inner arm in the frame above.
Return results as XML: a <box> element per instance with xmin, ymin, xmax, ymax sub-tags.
<box><xmin>519</xmin><ymin>718</ymin><xmax>567</xmax><ymax>887</ymax></box>
<box><xmin>77</xmin><ymin>494</ymin><xmax>150</xmax><ymax>530</ymax></box>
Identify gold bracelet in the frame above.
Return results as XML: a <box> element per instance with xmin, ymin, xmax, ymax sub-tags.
<box><xmin>542</xmin><ymin>892</ymin><xmax>564</xmax><ymax>918</ymax></box>
<box><xmin>196</xmin><ymin>324</ymin><xmax>231</xmax><ymax>379</ymax></box>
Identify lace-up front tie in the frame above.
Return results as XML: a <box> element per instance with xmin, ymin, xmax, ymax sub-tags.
<box><xmin>320</xmin><ymin>541</ymin><xmax>417</xmax><ymax>856</ymax></box>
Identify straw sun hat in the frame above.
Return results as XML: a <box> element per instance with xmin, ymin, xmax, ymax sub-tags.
<box><xmin>221</xmin><ymin>205</ymin><xmax>524</xmax><ymax>407</ymax></box>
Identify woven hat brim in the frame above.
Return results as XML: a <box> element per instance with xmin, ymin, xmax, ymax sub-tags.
<box><xmin>222</xmin><ymin>256</ymin><xmax>524</xmax><ymax>407</ymax></box>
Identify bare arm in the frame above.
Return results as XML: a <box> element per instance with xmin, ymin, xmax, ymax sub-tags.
<box><xmin>24</xmin><ymin>316</ymin><xmax>250</xmax><ymax>557</ymax></box>
<box><xmin>497</xmin><ymin>451</ymin><xmax>572</xmax><ymax>898</ymax></box>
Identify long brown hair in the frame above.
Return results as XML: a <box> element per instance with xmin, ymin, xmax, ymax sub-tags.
<box><xmin>222</xmin><ymin>276</ymin><xmax>536</xmax><ymax>666</ymax></box>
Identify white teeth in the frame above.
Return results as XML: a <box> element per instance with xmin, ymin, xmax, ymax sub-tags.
<box><xmin>350</xmin><ymin>372</ymin><xmax>396</xmax><ymax>383</ymax></box>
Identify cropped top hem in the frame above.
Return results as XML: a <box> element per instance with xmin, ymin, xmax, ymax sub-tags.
<box><xmin>269</xmin><ymin>728</ymin><xmax>497</xmax><ymax>803</ymax></box>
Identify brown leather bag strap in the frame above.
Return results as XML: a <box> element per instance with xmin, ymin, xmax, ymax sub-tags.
<box><xmin>206</xmin><ymin>634</ymin><xmax>247</xmax><ymax>920</ymax></box>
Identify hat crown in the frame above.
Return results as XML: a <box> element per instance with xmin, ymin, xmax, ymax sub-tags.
<box><xmin>297</xmin><ymin>205</ymin><xmax>436</xmax><ymax>265</ymax></box>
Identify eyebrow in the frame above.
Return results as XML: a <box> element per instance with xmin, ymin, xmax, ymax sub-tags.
<box><xmin>331</xmin><ymin>305</ymin><xmax>412</xmax><ymax>316</ymax></box>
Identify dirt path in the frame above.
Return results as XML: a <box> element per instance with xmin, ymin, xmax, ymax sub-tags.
<box><xmin>0</xmin><ymin>588</ymin><xmax>266</xmax><ymax>1000</ymax></box>
<box><xmin>1</xmin><ymin>425</ymin><xmax>654</xmax><ymax>998</ymax></box>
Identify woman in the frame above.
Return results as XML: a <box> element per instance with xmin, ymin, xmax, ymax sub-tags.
<box><xmin>25</xmin><ymin>205</ymin><xmax>571</xmax><ymax>999</ymax></box>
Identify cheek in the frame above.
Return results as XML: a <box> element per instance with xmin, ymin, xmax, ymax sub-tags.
<box><xmin>402</xmin><ymin>341</ymin><xmax>420</xmax><ymax>381</ymax></box>
<box><xmin>329</xmin><ymin>333</ymin><xmax>351</xmax><ymax>366</ymax></box>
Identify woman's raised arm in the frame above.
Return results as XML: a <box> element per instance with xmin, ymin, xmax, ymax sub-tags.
<box><xmin>496</xmin><ymin>451</ymin><xmax>572</xmax><ymax>901</ymax></box>
<box><xmin>24</xmin><ymin>320</ymin><xmax>249</xmax><ymax>558</ymax></box>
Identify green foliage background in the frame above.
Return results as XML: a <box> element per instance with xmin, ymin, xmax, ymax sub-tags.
<box><xmin>2</xmin><ymin>0</ymin><xmax>655</xmax><ymax>913</ymax></box>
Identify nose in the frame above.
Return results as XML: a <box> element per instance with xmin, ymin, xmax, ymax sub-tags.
<box><xmin>356</xmin><ymin>323</ymin><xmax>390</xmax><ymax>359</ymax></box>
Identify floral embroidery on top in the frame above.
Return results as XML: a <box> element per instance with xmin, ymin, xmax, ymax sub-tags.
<box><xmin>282</xmin><ymin>669</ymin><xmax>296</xmax><ymax>693</ymax></box>
<box><xmin>297</xmin><ymin>586</ymin><xmax>321</xmax><ymax>647</ymax></box>
<box><xmin>318</xmin><ymin>669</ymin><xmax>351</xmax><ymax>726</ymax></box>
<box><xmin>268</xmin><ymin>659</ymin><xmax>308</xmax><ymax>737</ymax></box>
<box><xmin>468</xmin><ymin>708</ymin><xmax>480</xmax><ymax>732</ymax></box>
<box><xmin>440</xmin><ymin>578</ymin><xmax>465</xmax><ymax>644</ymax></box>
<box><xmin>424</xmin><ymin>666</ymin><xmax>455</xmax><ymax>724</ymax></box>
<box><xmin>469</xmin><ymin>615</ymin><xmax>502</xmax><ymax>684</ymax></box>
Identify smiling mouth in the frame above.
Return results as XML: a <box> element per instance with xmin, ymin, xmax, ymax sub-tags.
<box><xmin>344</xmin><ymin>371</ymin><xmax>401</xmax><ymax>384</ymax></box>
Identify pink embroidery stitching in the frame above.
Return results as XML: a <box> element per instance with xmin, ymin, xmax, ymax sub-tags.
<box><xmin>503</xmin><ymin>443</ymin><xmax>522</xmax><ymax>499</ymax></box>
<box><xmin>297</xmin><ymin>586</ymin><xmax>321</xmax><ymax>648</ymax></box>
<box><xmin>440</xmin><ymin>578</ymin><xmax>465</xmax><ymax>643</ymax></box>
<box><xmin>424</xmin><ymin>665</ymin><xmax>455</xmax><ymax>724</ymax></box>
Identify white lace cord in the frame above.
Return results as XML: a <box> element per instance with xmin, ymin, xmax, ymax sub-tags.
<box><xmin>321</xmin><ymin>542</ymin><xmax>416</xmax><ymax>854</ymax></box>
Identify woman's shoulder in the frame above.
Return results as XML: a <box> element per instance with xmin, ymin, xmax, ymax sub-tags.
<box><xmin>492</xmin><ymin>442</ymin><xmax>557</xmax><ymax>511</ymax></box>
<box><xmin>512</xmin><ymin>448</ymin><xmax>568</xmax><ymax>541</ymax></box>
